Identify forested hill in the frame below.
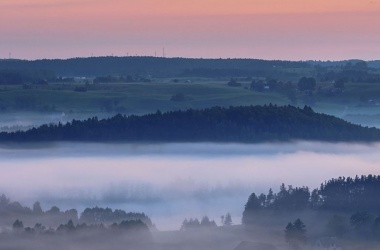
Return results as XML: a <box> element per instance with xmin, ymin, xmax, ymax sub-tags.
<box><xmin>1</xmin><ymin>105</ymin><xmax>380</xmax><ymax>143</ymax></box>
<box><xmin>0</xmin><ymin>57</ymin><xmax>308</xmax><ymax>77</ymax></box>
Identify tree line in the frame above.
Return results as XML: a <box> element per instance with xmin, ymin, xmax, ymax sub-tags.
<box><xmin>283</xmin><ymin>211</ymin><xmax>380</xmax><ymax>249</ymax></box>
<box><xmin>0</xmin><ymin>69</ymin><xmax>55</xmax><ymax>85</ymax></box>
<box><xmin>180</xmin><ymin>213</ymin><xmax>232</xmax><ymax>230</ymax></box>
<box><xmin>1</xmin><ymin>105</ymin><xmax>380</xmax><ymax>143</ymax></box>
<box><xmin>3</xmin><ymin>218</ymin><xmax>152</xmax><ymax>250</ymax></box>
<box><xmin>11</xmin><ymin>218</ymin><xmax>150</xmax><ymax>237</ymax></box>
<box><xmin>242</xmin><ymin>174</ymin><xmax>380</xmax><ymax>224</ymax></box>
<box><xmin>0</xmin><ymin>57</ymin><xmax>309</xmax><ymax>77</ymax></box>
<box><xmin>0</xmin><ymin>194</ymin><xmax>153</xmax><ymax>228</ymax></box>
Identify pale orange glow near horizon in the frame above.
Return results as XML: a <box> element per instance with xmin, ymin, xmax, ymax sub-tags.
<box><xmin>1</xmin><ymin>0</ymin><xmax>380</xmax><ymax>60</ymax></box>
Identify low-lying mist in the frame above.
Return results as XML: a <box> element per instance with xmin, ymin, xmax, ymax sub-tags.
<box><xmin>0</xmin><ymin>112</ymin><xmax>114</xmax><ymax>132</ymax></box>
<box><xmin>1</xmin><ymin>142</ymin><xmax>379</xmax><ymax>230</ymax></box>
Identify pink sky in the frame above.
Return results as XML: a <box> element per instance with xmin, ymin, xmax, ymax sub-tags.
<box><xmin>1</xmin><ymin>0</ymin><xmax>380</xmax><ymax>60</ymax></box>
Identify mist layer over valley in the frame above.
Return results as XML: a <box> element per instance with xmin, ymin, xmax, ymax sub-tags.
<box><xmin>2</xmin><ymin>0</ymin><xmax>380</xmax><ymax>247</ymax></box>
<box><xmin>1</xmin><ymin>142</ymin><xmax>379</xmax><ymax>231</ymax></box>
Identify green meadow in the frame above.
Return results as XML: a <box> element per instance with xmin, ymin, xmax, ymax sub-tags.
<box><xmin>0</xmin><ymin>79</ymin><xmax>379</xmax><ymax>120</ymax></box>
<box><xmin>0</xmin><ymin>81</ymin><xmax>286</xmax><ymax>114</ymax></box>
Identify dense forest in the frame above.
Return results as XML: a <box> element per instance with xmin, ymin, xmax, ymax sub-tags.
<box><xmin>0</xmin><ymin>105</ymin><xmax>380</xmax><ymax>143</ymax></box>
<box><xmin>1</xmin><ymin>57</ymin><xmax>379</xmax><ymax>79</ymax></box>
<box><xmin>3</xmin><ymin>175</ymin><xmax>380</xmax><ymax>248</ymax></box>
<box><xmin>0</xmin><ymin>57</ymin><xmax>310</xmax><ymax>77</ymax></box>
<box><xmin>1</xmin><ymin>217</ymin><xmax>151</xmax><ymax>250</ymax></box>
<box><xmin>243</xmin><ymin>174</ymin><xmax>380</xmax><ymax>221</ymax></box>
<box><xmin>0</xmin><ymin>193</ymin><xmax>154</xmax><ymax>249</ymax></box>
<box><xmin>9</xmin><ymin>218</ymin><xmax>150</xmax><ymax>238</ymax></box>
<box><xmin>0</xmin><ymin>69</ymin><xmax>56</xmax><ymax>85</ymax></box>
<box><xmin>0</xmin><ymin>194</ymin><xmax>153</xmax><ymax>228</ymax></box>
<box><xmin>243</xmin><ymin>175</ymin><xmax>380</xmax><ymax>245</ymax></box>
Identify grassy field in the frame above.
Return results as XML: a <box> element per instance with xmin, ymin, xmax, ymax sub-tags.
<box><xmin>0</xmin><ymin>81</ymin><xmax>288</xmax><ymax>115</ymax></box>
<box><xmin>0</xmin><ymin>79</ymin><xmax>379</xmax><ymax>122</ymax></box>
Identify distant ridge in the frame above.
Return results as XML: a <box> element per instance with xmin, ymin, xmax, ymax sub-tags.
<box><xmin>1</xmin><ymin>56</ymin><xmax>378</xmax><ymax>78</ymax></box>
<box><xmin>0</xmin><ymin>57</ymin><xmax>310</xmax><ymax>77</ymax></box>
<box><xmin>1</xmin><ymin>105</ymin><xmax>379</xmax><ymax>143</ymax></box>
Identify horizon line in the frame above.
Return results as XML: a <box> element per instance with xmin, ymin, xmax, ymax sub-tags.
<box><xmin>0</xmin><ymin>55</ymin><xmax>376</xmax><ymax>63</ymax></box>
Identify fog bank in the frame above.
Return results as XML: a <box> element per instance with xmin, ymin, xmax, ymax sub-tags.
<box><xmin>1</xmin><ymin>142</ymin><xmax>379</xmax><ymax>230</ymax></box>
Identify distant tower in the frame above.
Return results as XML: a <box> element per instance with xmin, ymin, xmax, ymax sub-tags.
<box><xmin>163</xmin><ymin>47</ymin><xmax>165</xmax><ymax>58</ymax></box>
<box><xmin>9</xmin><ymin>52</ymin><xmax>11</xmax><ymax>59</ymax></box>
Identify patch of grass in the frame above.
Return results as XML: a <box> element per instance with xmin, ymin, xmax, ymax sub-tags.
<box><xmin>0</xmin><ymin>81</ymin><xmax>379</xmax><ymax>117</ymax></box>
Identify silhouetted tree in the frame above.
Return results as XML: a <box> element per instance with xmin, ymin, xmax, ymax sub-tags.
<box><xmin>250</xmin><ymin>80</ymin><xmax>265</xmax><ymax>92</ymax></box>
<box><xmin>223</xmin><ymin>213</ymin><xmax>232</xmax><ymax>226</ymax></box>
<box><xmin>242</xmin><ymin>193</ymin><xmax>262</xmax><ymax>224</ymax></box>
<box><xmin>57</xmin><ymin>219</ymin><xmax>76</xmax><ymax>233</ymax></box>
<box><xmin>32</xmin><ymin>202</ymin><xmax>44</xmax><ymax>215</ymax></box>
<box><xmin>12</xmin><ymin>219</ymin><xmax>24</xmax><ymax>232</ymax></box>
<box><xmin>80</xmin><ymin>207</ymin><xmax>152</xmax><ymax>226</ymax></box>
<box><xmin>200</xmin><ymin>216</ymin><xmax>217</xmax><ymax>228</ymax></box>
<box><xmin>33</xmin><ymin>223</ymin><xmax>46</xmax><ymax>234</ymax></box>
<box><xmin>181</xmin><ymin>216</ymin><xmax>217</xmax><ymax>230</ymax></box>
<box><xmin>227</xmin><ymin>78</ymin><xmax>241</xmax><ymax>87</ymax></box>
<box><xmin>326</xmin><ymin>215</ymin><xmax>348</xmax><ymax>238</ymax></box>
<box><xmin>46</xmin><ymin>206</ymin><xmax>60</xmax><ymax>214</ymax></box>
<box><xmin>310</xmin><ymin>189</ymin><xmax>321</xmax><ymax>209</ymax></box>
<box><xmin>298</xmin><ymin>77</ymin><xmax>316</xmax><ymax>91</ymax></box>
<box><xmin>350</xmin><ymin>211</ymin><xmax>374</xmax><ymax>238</ymax></box>
<box><xmin>334</xmin><ymin>78</ymin><xmax>346</xmax><ymax>89</ymax></box>
<box><xmin>0</xmin><ymin>194</ymin><xmax>10</xmax><ymax>207</ymax></box>
<box><xmin>285</xmin><ymin>219</ymin><xmax>306</xmax><ymax>249</ymax></box>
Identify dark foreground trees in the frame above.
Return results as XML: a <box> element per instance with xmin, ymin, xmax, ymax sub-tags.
<box><xmin>298</xmin><ymin>77</ymin><xmax>316</xmax><ymax>91</ymax></box>
<box><xmin>80</xmin><ymin>207</ymin><xmax>153</xmax><ymax>227</ymax></box>
<box><xmin>5</xmin><ymin>218</ymin><xmax>152</xmax><ymax>250</ymax></box>
<box><xmin>181</xmin><ymin>216</ymin><xmax>217</xmax><ymax>230</ymax></box>
<box><xmin>285</xmin><ymin>219</ymin><xmax>307</xmax><ymax>249</ymax></box>
<box><xmin>243</xmin><ymin>174</ymin><xmax>380</xmax><ymax>223</ymax></box>
<box><xmin>0</xmin><ymin>194</ymin><xmax>154</xmax><ymax>232</ymax></box>
<box><xmin>243</xmin><ymin>175</ymin><xmax>380</xmax><ymax>245</ymax></box>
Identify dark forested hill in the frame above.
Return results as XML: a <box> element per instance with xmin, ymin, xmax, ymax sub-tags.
<box><xmin>368</xmin><ymin>60</ymin><xmax>380</xmax><ymax>69</ymax></box>
<box><xmin>0</xmin><ymin>57</ymin><xmax>309</xmax><ymax>77</ymax></box>
<box><xmin>242</xmin><ymin>174</ymin><xmax>380</xmax><ymax>224</ymax></box>
<box><xmin>0</xmin><ymin>105</ymin><xmax>379</xmax><ymax>143</ymax></box>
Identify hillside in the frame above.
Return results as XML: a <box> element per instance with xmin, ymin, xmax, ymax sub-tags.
<box><xmin>1</xmin><ymin>105</ymin><xmax>379</xmax><ymax>143</ymax></box>
<box><xmin>0</xmin><ymin>57</ymin><xmax>309</xmax><ymax>77</ymax></box>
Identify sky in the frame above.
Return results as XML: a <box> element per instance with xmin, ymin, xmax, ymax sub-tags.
<box><xmin>1</xmin><ymin>0</ymin><xmax>380</xmax><ymax>60</ymax></box>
